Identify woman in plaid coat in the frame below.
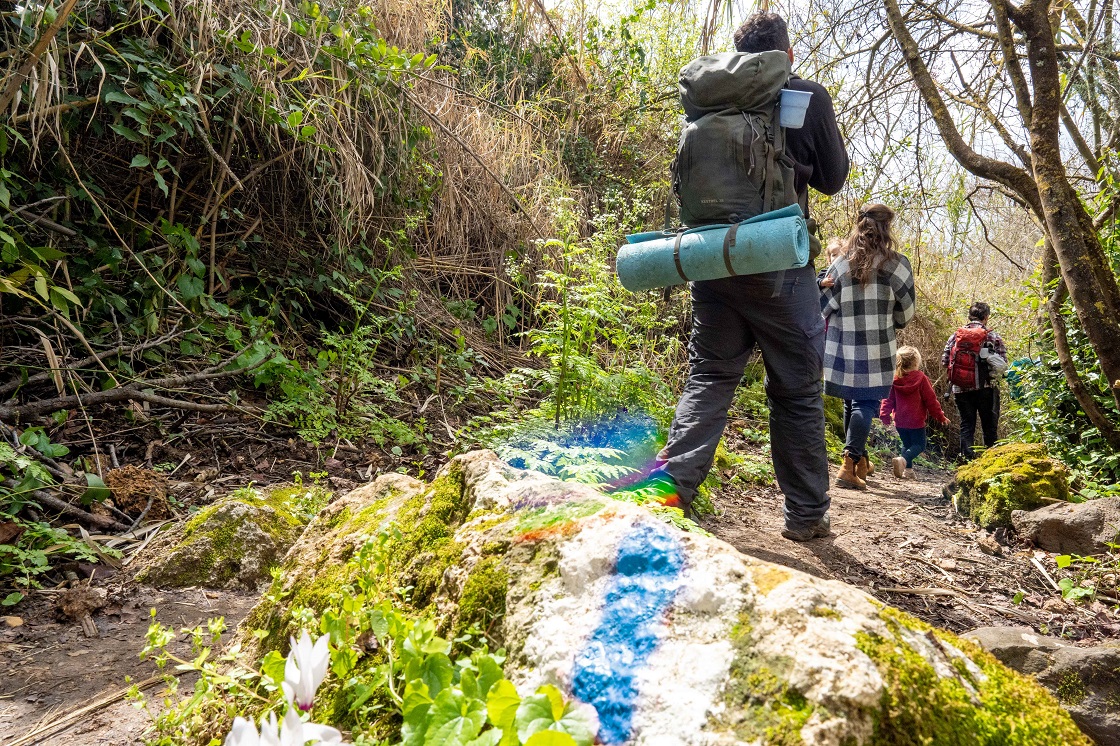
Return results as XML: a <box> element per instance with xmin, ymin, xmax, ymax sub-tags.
<box><xmin>820</xmin><ymin>204</ymin><xmax>916</xmax><ymax>490</ymax></box>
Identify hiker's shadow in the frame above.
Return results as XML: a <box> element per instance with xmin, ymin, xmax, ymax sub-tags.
<box><xmin>801</xmin><ymin>535</ymin><xmax>901</xmax><ymax>588</ymax></box>
<box><xmin>736</xmin><ymin>545</ymin><xmax>830</xmax><ymax>579</ymax></box>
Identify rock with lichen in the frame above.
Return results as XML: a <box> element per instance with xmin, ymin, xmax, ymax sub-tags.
<box><xmin>1012</xmin><ymin>496</ymin><xmax>1120</xmax><ymax>554</ymax></box>
<box><xmin>953</xmin><ymin>443</ymin><xmax>1070</xmax><ymax>529</ymax></box>
<box><xmin>135</xmin><ymin>485</ymin><xmax>321</xmax><ymax>590</ymax></box>
<box><xmin>234</xmin><ymin>450</ymin><xmax>1089</xmax><ymax>745</ymax></box>
<box><xmin>965</xmin><ymin>626</ymin><xmax>1120</xmax><ymax>744</ymax></box>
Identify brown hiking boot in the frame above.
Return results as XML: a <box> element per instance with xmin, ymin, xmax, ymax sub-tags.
<box><xmin>892</xmin><ymin>456</ymin><xmax>906</xmax><ymax>478</ymax></box>
<box><xmin>856</xmin><ymin>455</ymin><xmax>874</xmax><ymax>481</ymax></box>
<box><xmin>836</xmin><ymin>453</ymin><xmax>867</xmax><ymax>490</ymax></box>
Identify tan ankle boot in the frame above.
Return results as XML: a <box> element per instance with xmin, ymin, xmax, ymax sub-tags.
<box><xmin>864</xmin><ymin>456</ymin><xmax>875</xmax><ymax>477</ymax></box>
<box><xmin>837</xmin><ymin>453</ymin><xmax>867</xmax><ymax>490</ymax></box>
<box><xmin>856</xmin><ymin>455</ymin><xmax>874</xmax><ymax>481</ymax></box>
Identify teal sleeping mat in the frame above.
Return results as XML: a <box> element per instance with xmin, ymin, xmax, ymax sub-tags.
<box><xmin>616</xmin><ymin>205</ymin><xmax>809</xmax><ymax>292</ymax></box>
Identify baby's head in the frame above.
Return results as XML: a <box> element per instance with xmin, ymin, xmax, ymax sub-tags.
<box><xmin>826</xmin><ymin>237</ymin><xmax>845</xmax><ymax>263</ymax></box>
<box><xmin>895</xmin><ymin>345</ymin><xmax>923</xmax><ymax>379</ymax></box>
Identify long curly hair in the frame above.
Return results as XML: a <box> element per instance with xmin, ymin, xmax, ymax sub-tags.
<box><xmin>844</xmin><ymin>203</ymin><xmax>900</xmax><ymax>284</ymax></box>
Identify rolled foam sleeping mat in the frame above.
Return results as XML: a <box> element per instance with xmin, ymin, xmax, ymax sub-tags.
<box><xmin>616</xmin><ymin>204</ymin><xmax>809</xmax><ymax>292</ymax></box>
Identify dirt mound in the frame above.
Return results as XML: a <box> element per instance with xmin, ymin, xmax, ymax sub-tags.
<box><xmin>105</xmin><ymin>465</ymin><xmax>170</xmax><ymax>520</ymax></box>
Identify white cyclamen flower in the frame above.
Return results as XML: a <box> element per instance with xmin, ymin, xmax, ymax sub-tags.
<box><xmin>225</xmin><ymin>711</ymin><xmax>345</xmax><ymax>746</ymax></box>
<box><xmin>224</xmin><ymin>716</ymin><xmax>262</xmax><ymax>746</ymax></box>
<box><xmin>281</xmin><ymin>631</ymin><xmax>331</xmax><ymax>711</ymax></box>
<box><xmin>278</xmin><ymin>709</ymin><xmax>345</xmax><ymax>746</ymax></box>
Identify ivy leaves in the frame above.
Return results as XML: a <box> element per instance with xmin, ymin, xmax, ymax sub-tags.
<box><xmin>401</xmin><ymin>675</ymin><xmax>596</xmax><ymax>746</ymax></box>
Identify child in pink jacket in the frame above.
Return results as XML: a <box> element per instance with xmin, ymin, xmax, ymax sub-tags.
<box><xmin>880</xmin><ymin>346</ymin><xmax>949</xmax><ymax>478</ymax></box>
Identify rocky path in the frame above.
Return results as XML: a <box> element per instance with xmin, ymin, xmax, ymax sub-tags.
<box><xmin>706</xmin><ymin>461</ymin><xmax>1100</xmax><ymax>636</ymax></box>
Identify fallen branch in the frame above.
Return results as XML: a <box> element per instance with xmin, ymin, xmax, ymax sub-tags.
<box><xmin>0</xmin><ymin>386</ymin><xmax>237</xmax><ymax>419</ymax></box>
<box><xmin>1030</xmin><ymin>556</ymin><xmax>1063</xmax><ymax>593</ymax></box>
<box><xmin>878</xmin><ymin>585</ymin><xmax>965</xmax><ymax>598</ymax></box>
<box><xmin>0</xmin><ymin>351</ymin><xmax>267</xmax><ymax>419</ymax></box>
<box><xmin>0</xmin><ymin>325</ymin><xmax>186</xmax><ymax>397</ymax></box>
<box><xmin>0</xmin><ymin>479</ymin><xmax>128</xmax><ymax>532</ymax></box>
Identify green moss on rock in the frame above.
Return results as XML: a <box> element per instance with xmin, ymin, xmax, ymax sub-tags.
<box><xmin>857</xmin><ymin>606</ymin><xmax>1091</xmax><ymax>745</ymax></box>
<box><xmin>715</xmin><ymin>612</ymin><xmax>815</xmax><ymax>744</ymax></box>
<box><xmin>954</xmin><ymin>444</ymin><xmax>1069</xmax><ymax>529</ymax></box>
<box><xmin>136</xmin><ymin>486</ymin><xmax>307</xmax><ymax>589</ymax></box>
<box><xmin>454</xmin><ymin>556</ymin><xmax>509</xmax><ymax>639</ymax></box>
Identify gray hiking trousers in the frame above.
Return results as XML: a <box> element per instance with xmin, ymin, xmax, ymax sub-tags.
<box><xmin>657</xmin><ymin>265</ymin><xmax>831</xmax><ymax>529</ymax></box>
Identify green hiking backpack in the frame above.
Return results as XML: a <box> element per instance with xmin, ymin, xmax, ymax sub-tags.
<box><xmin>674</xmin><ymin>50</ymin><xmax>799</xmax><ymax>228</ymax></box>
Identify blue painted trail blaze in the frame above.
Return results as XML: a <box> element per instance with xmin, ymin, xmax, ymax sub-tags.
<box><xmin>571</xmin><ymin>521</ymin><xmax>685</xmax><ymax>745</ymax></box>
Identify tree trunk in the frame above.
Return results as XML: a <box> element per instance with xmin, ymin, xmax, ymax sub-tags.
<box><xmin>1041</xmin><ymin>244</ymin><xmax>1120</xmax><ymax>449</ymax></box>
<box><xmin>1019</xmin><ymin>0</ymin><xmax>1120</xmax><ymax>411</ymax></box>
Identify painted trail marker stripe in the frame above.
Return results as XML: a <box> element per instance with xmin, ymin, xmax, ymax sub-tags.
<box><xmin>571</xmin><ymin>520</ymin><xmax>684</xmax><ymax>745</ymax></box>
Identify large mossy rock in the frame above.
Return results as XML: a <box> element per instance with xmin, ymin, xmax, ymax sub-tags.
<box><xmin>237</xmin><ymin>451</ymin><xmax>1089</xmax><ymax>745</ymax></box>
<box><xmin>135</xmin><ymin>486</ymin><xmax>310</xmax><ymax>590</ymax></box>
<box><xmin>953</xmin><ymin>443</ymin><xmax>1070</xmax><ymax>529</ymax></box>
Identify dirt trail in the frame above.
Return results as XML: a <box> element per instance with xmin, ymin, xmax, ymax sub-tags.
<box><xmin>706</xmin><ymin>461</ymin><xmax>1079</xmax><ymax>635</ymax></box>
<box><xmin>0</xmin><ymin>585</ymin><xmax>256</xmax><ymax>745</ymax></box>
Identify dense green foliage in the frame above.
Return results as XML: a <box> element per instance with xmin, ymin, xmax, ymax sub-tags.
<box><xmin>1010</xmin><ymin>210</ymin><xmax>1120</xmax><ymax>497</ymax></box>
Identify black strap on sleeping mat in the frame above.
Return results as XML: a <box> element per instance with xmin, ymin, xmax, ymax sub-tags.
<box><xmin>672</xmin><ymin>231</ymin><xmax>688</xmax><ymax>282</ymax></box>
<box><xmin>722</xmin><ymin>222</ymin><xmax>740</xmax><ymax>276</ymax></box>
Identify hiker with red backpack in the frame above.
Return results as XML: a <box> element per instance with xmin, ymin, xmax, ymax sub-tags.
<box><xmin>942</xmin><ymin>302</ymin><xmax>1008</xmax><ymax>460</ymax></box>
<box><xmin>647</xmin><ymin>12</ymin><xmax>849</xmax><ymax>542</ymax></box>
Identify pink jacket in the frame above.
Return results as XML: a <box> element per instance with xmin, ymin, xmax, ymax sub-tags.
<box><xmin>880</xmin><ymin>370</ymin><xmax>949</xmax><ymax>429</ymax></box>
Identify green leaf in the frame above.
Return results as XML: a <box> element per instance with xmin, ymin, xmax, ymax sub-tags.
<box><xmin>422</xmin><ymin>689</ymin><xmax>485</xmax><ymax>746</ymax></box>
<box><xmin>104</xmin><ymin>90</ymin><xmax>141</xmax><ymax>106</ymax></box>
<box><xmin>403</xmin><ymin>679</ymin><xmax>434</xmax><ymax>718</ymax></box>
<box><xmin>486</xmin><ymin>680</ymin><xmax>520</xmax><ymax>730</ymax></box>
<box><xmin>524</xmin><ymin>733</ymin><xmax>578</xmax><ymax>746</ymax></box>
<box><xmin>81</xmin><ymin>473</ymin><xmax>112</xmax><ymax>505</ymax></box>
<box><xmin>1055</xmin><ymin>555</ymin><xmax>1072</xmax><ymax>569</ymax></box>
<box><xmin>110</xmin><ymin>123</ymin><xmax>144</xmax><ymax>144</ymax></box>
<box><xmin>300</xmin><ymin>124</ymin><xmax>317</xmax><ymax>138</ymax></box>
<box><xmin>408</xmin><ymin>652</ymin><xmax>454</xmax><ymax>699</ymax></box>
<box><xmin>130</xmin><ymin>154</ymin><xmax>151</xmax><ymax>168</ymax></box>
<box><xmin>2</xmin><ymin>592</ymin><xmax>24</xmax><ymax>606</ymax></box>
<box><xmin>33</xmin><ymin>273</ymin><xmax>48</xmax><ymax>300</ymax></box>
<box><xmin>1011</xmin><ymin>591</ymin><xmax>1025</xmax><ymax>605</ymax></box>
<box><xmin>476</xmin><ymin>655</ymin><xmax>504</xmax><ymax>699</ymax></box>
<box><xmin>465</xmin><ymin>731</ymin><xmax>502</xmax><ymax>746</ymax></box>
<box><xmin>50</xmin><ymin>286</ymin><xmax>80</xmax><ymax>304</ymax></box>
<box><xmin>28</xmin><ymin>245</ymin><xmax>65</xmax><ymax>261</ymax></box>
<box><xmin>177</xmin><ymin>274</ymin><xmax>205</xmax><ymax>301</ymax></box>
<box><xmin>287</xmin><ymin>110</ymin><xmax>304</xmax><ymax>128</ymax></box>
<box><xmin>515</xmin><ymin>686</ymin><xmax>596</xmax><ymax>746</ymax></box>
<box><xmin>0</xmin><ymin>181</ymin><xmax>9</xmax><ymax>210</ymax></box>
<box><xmin>260</xmin><ymin>649</ymin><xmax>286</xmax><ymax>687</ymax></box>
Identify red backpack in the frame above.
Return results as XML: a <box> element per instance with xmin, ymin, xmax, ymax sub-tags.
<box><xmin>948</xmin><ymin>326</ymin><xmax>989</xmax><ymax>389</ymax></box>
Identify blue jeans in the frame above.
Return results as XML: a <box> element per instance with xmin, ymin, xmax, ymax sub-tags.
<box><xmin>843</xmin><ymin>399</ymin><xmax>881</xmax><ymax>459</ymax></box>
<box><xmin>897</xmin><ymin>427</ymin><xmax>927</xmax><ymax>468</ymax></box>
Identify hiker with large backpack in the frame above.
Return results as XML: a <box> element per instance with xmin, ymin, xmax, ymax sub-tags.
<box><xmin>647</xmin><ymin>13</ymin><xmax>849</xmax><ymax>542</ymax></box>
<box><xmin>941</xmin><ymin>302</ymin><xmax>1008</xmax><ymax>460</ymax></box>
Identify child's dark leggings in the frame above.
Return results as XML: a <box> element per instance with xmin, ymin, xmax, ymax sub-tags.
<box><xmin>897</xmin><ymin>427</ymin><xmax>927</xmax><ymax>468</ymax></box>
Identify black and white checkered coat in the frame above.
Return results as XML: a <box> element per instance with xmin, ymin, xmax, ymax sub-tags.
<box><xmin>819</xmin><ymin>254</ymin><xmax>916</xmax><ymax>400</ymax></box>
